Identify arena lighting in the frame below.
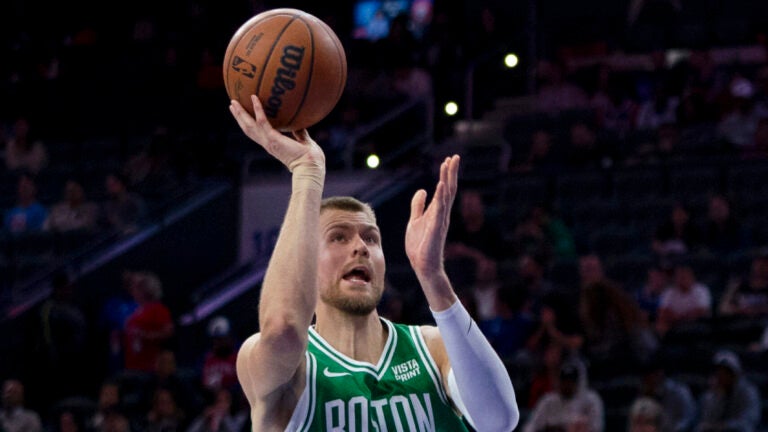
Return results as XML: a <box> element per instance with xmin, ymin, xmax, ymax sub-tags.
<box><xmin>444</xmin><ymin>101</ymin><xmax>459</xmax><ymax>116</ymax></box>
<box><xmin>366</xmin><ymin>154</ymin><xmax>380</xmax><ymax>169</ymax></box>
<box><xmin>504</xmin><ymin>53</ymin><xmax>519</xmax><ymax>68</ymax></box>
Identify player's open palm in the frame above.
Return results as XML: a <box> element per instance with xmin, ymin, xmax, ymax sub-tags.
<box><xmin>405</xmin><ymin>156</ymin><xmax>460</xmax><ymax>278</ymax></box>
<box><xmin>229</xmin><ymin>95</ymin><xmax>325</xmax><ymax>172</ymax></box>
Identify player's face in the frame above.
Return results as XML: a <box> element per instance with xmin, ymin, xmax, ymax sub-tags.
<box><xmin>317</xmin><ymin>209</ymin><xmax>386</xmax><ymax>315</ymax></box>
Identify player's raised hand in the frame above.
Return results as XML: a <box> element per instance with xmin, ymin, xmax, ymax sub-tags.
<box><xmin>229</xmin><ymin>95</ymin><xmax>325</xmax><ymax>173</ymax></box>
<box><xmin>405</xmin><ymin>155</ymin><xmax>460</xmax><ymax>279</ymax></box>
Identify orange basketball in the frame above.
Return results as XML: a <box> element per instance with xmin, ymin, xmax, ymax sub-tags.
<box><xmin>223</xmin><ymin>8</ymin><xmax>348</xmax><ymax>131</ymax></box>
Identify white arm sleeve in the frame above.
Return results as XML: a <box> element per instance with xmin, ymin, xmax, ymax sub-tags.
<box><xmin>432</xmin><ymin>300</ymin><xmax>519</xmax><ymax>432</ymax></box>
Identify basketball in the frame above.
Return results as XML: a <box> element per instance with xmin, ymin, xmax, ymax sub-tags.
<box><xmin>223</xmin><ymin>8</ymin><xmax>348</xmax><ymax>131</ymax></box>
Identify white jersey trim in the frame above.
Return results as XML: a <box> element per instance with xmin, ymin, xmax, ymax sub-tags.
<box><xmin>307</xmin><ymin>318</ymin><xmax>398</xmax><ymax>380</ymax></box>
<box><xmin>409</xmin><ymin>325</ymin><xmax>449</xmax><ymax>405</ymax></box>
<box><xmin>284</xmin><ymin>351</ymin><xmax>316</xmax><ymax>432</ymax></box>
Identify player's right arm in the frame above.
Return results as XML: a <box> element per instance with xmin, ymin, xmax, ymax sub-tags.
<box><xmin>230</xmin><ymin>95</ymin><xmax>325</xmax><ymax>425</ymax></box>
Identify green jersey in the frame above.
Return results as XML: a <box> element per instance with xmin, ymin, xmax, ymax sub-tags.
<box><xmin>285</xmin><ymin>318</ymin><xmax>470</xmax><ymax>432</ymax></box>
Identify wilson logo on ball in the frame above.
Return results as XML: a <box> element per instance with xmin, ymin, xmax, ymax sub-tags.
<box><xmin>264</xmin><ymin>45</ymin><xmax>305</xmax><ymax>119</ymax></box>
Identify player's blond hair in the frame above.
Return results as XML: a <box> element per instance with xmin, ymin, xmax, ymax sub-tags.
<box><xmin>320</xmin><ymin>196</ymin><xmax>376</xmax><ymax>224</ymax></box>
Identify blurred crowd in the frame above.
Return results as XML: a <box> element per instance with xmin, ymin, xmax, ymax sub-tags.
<box><xmin>2</xmin><ymin>0</ymin><xmax>768</xmax><ymax>431</ymax></box>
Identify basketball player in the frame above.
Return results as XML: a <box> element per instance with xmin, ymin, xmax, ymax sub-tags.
<box><xmin>229</xmin><ymin>95</ymin><xmax>519</xmax><ymax>431</ymax></box>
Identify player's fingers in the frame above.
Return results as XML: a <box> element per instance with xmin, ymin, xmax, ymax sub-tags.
<box><xmin>250</xmin><ymin>95</ymin><xmax>272</xmax><ymax>129</ymax></box>
<box><xmin>434</xmin><ymin>180</ymin><xmax>450</xmax><ymax>227</ymax></box>
<box><xmin>438</xmin><ymin>156</ymin><xmax>452</xmax><ymax>200</ymax></box>
<box><xmin>229</xmin><ymin>100</ymin><xmax>257</xmax><ymax>135</ymax></box>
<box><xmin>447</xmin><ymin>155</ymin><xmax>460</xmax><ymax>206</ymax></box>
<box><xmin>409</xmin><ymin>189</ymin><xmax>427</xmax><ymax>222</ymax></box>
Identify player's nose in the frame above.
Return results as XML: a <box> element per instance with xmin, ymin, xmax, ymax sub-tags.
<box><xmin>352</xmin><ymin>236</ymin><xmax>369</xmax><ymax>257</ymax></box>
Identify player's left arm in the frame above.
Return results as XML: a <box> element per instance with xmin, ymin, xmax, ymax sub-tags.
<box><xmin>406</xmin><ymin>155</ymin><xmax>518</xmax><ymax>431</ymax></box>
<box><xmin>421</xmin><ymin>313</ymin><xmax>519</xmax><ymax>432</ymax></box>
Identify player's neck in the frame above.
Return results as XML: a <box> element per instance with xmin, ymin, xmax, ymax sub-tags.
<box><xmin>314</xmin><ymin>311</ymin><xmax>387</xmax><ymax>364</ymax></box>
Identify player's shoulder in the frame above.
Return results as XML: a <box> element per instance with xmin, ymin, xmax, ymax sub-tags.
<box><xmin>417</xmin><ymin>324</ymin><xmax>446</xmax><ymax>356</ymax></box>
<box><xmin>417</xmin><ymin>324</ymin><xmax>441</xmax><ymax>341</ymax></box>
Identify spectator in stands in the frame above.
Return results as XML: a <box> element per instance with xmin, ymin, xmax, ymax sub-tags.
<box><xmin>527</xmin><ymin>341</ymin><xmax>566</xmax><ymax>410</ymax></box>
<box><xmin>513</xmin><ymin>204</ymin><xmax>576</xmax><ymax>261</ymax></box>
<box><xmin>656</xmin><ymin>264</ymin><xmax>712</xmax><ymax>337</ymax></box>
<box><xmin>123</xmin><ymin>270</ymin><xmax>174</xmax><ymax>373</ymax></box>
<box><xmin>3</xmin><ymin>116</ymin><xmax>48</xmax><ymax>174</ymax></box>
<box><xmin>100</xmin><ymin>408</ymin><xmax>131</xmax><ymax>432</ymax></box>
<box><xmin>579</xmin><ymin>280</ymin><xmax>658</xmax><ymax>369</ymax></box>
<box><xmin>652</xmin><ymin>201</ymin><xmax>700</xmax><ymax>258</ymax></box>
<box><xmin>103</xmin><ymin>172</ymin><xmax>146</xmax><ymax>235</ymax></box>
<box><xmin>0</xmin><ymin>379</ymin><xmax>42</xmax><ymax>432</ymax></box>
<box><xmin>589</xmin><ymin>64</ymin><xmax>638</xmax><ymax>138</ymax></box>
<box><xmin>656</xmin><ymin>122</ymin><xmax>683</xmax><ymax>160</ymax></box>
<box><xmin>35</xmin><ymin>271</ymin><xmax>88</xmax><ymax>402</ymax></box>
<box><xmin>147</xmin><ymin>350</ymin><xmax>203</xmax><ymax>418</ymax></box>
<box><xmin>625</xmin><ymin>122</ymin><xmax>682</xmax><ymax>166</ymax></box>
<box><xmin>53</xmin><ymin>407</ymin><xmax>88</xmax><ymax>432</ymax></box>
<box><xmin>564</xmin><ymin>121</ymin><xmax>611</xmax><ymax>169</ymax></box>
<box><xmin>468</xmin><ymin>253</ymin><xmax>502</xmax><ymax>322</ymax></box>
<box><xmin>635</xmin><ymin>83</ymin><xmax>680</xmax><ymax>131</ymax></box>
<box><xmin>509</xmin><ymin>129</ymin><xmax>562</xmax><ymax>175</ymax></box>
<box><xmin>700</xmin><ymin>194</ymin><xmax>745</xmax><ymax>255</ymax></box>
<box><xmin>478</xmin><ymin>280</ymin><xmax>536</xmax><ymax>361</ymax></box>
<box><xmin>627</xmin><ymin>397</ymin><xmax>664</xmax><ymax>432</ymax></box>
<box><xmin>44</xmin><ymin>179</ymin><xmax>100</xmax><ymax>232</ymax></box>
<box><xmin>99</xmin><ymin>271</ymin><xmax>139</xmax><ymax>374</ymax></box>
<box><xmin>535</xmin><ymin>59</ymin><xmax>590</xmax><ymax>113</ymax></box>
<box><xmin>185</xmin><ymin>387</ymin><xmax>248</xmax><ymax>432</ymax></box>
<box><xmin>523</xmin><ymin>360</ymin><xmax>604</xmax><ymax>432</ymax></box>
<box><xmin>123</xmin><ymin>127</ymin><xmax>180</xmax><ymax>195</ymax></box>
<box><xmin>143</xmin><ymin>386</ymin><xmax>187</xmax><ymax>432</ymax></box>
<box><xmin>635</xmin><ymin>263</ymin><xmax>672</xmax><ymax>324</ymax></box>
<box><xmin>445</xmin><ymin>188</ymin><xmax>505</xmax><ymax>291</ymax></box>
<box><xmin>636</xmin><ymin>357</ymin><xmax>696</xmax><ymax>432</ymax></box>
<box><xmin>88</xmin><ymin>380</ymin><xmax>121</xmax><ymax>432</ymax></box>
<box><xmin>391</xmin><ymin>60</ymin><xmax>433</xmax><ymax>100</ymax></box>
<box><xmin>516</xmin><ymin>252</ymin><xmax>556</xmax><ymax>315</ymax></box>
<box><xmin>3</xmin><ymin>173</ymin><xmax>48</xmax><ymax>235</ymax></box>
<box><xmin>579</xmin><ymin>254</ymin><xmax>612</xmax><ymax>289</ymax></box>
<box><xmin>717</xmin><ymin>76</ymin><xmax>765</xmax><ymax>152</ymax></box>
<box><xmin>696</xmin><ymin>350</ymin><xmax>761</xmax><ymax>432</ymax></box>
<box><xmin>201</xmin><ymin>316</ymin><xmax>239</xmax><ymax>393</ymax></box>
<box><xmin>526</xmin><ymin>299</ymin><xmax>585</xmax><ymax>357</ymax></box>
<box><xmin>719</xmin><ymin>251</ymin><xmax>768</xmax><ymax>317</ymax></box>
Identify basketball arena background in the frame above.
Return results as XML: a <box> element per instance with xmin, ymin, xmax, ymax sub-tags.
<box><xmin>1</xmin><ymin>0</ymin><xmax>768</xmax><ymax>430</ymax></box>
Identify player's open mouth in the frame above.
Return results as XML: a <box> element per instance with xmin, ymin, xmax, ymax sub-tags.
<box><xmin>342</xmin><ymin>266</ymin><xmax>371</xmax><ymax>283</ymax></box>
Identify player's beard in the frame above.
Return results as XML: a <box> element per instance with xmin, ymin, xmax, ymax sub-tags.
<box><xmin>321</xmin><ymin>280</ymin><xmax>384</xmax><ymax>316</ymax></box>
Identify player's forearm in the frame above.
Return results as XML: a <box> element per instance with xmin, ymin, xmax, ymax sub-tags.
<box><xmin>435</xmin><ymin>300</ymin><xmax>519</xmax><ymax>432</ymax></box>
<box><xmin>258</xmin><ymin>167</ymin><xmax>324</xmax><ymax>337</ymax></box>
<box><xmin>415</xmin><ymin>270</ymin><xmax>459</xmax><ymax>312</ymax></box>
